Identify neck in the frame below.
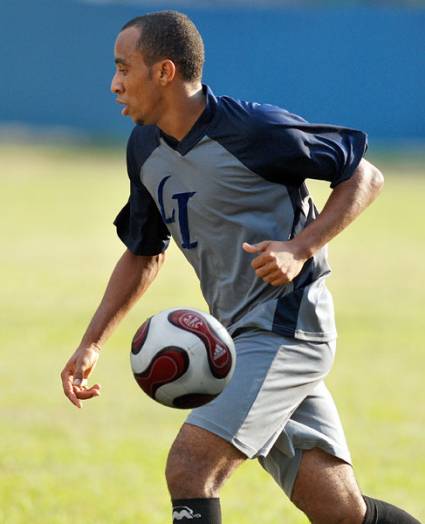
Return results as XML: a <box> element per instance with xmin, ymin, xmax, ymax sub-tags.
<box><xmin>156</xmin><ymin>82</ymin><xmax>206</xmax><ymax>141</ymax></box>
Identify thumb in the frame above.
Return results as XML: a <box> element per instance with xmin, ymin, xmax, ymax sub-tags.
<box><xmin>242</xmin><ymin>241</ymin><xmax>271</xmax><ymax>254</ymax></box>
<box><xmin>73</xmin><ymin>352</ymin><xmax>96</xmax><ymax>385</ymax></box>
<box><xmin>73</xmin><ymin>364</ymin><xmax>88</xmax><ymax>385</ymax></box>
<box><xmin>73</xmin><ymin>377</ymin><xmax>88</xmax><ymax>387</ymax></box>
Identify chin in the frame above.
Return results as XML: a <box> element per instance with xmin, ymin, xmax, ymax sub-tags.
<box><xmin>131</xmin><ymin>113</ymin><xmax>145</xmax><ymax>125</ymax></box>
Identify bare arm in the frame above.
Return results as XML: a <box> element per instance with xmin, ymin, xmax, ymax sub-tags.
<box><xmin>243</xmin><ymin>158</ymin><xmax>384</xmax><ymax>285</ymax></box>
<box><xmin>61</xmin><ymin>249</ymin><xmax>165</xmax><ymax>408</ymax></box>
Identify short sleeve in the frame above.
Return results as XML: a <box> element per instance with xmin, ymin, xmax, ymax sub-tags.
<box><xmin>271</xmin><ymin>123</ymin><xmax>368</xmax><ymax>188</ymax></box>
<box><xmin>114</xmin><ymin>130</ymin><xmax>170</xmax><ymax>256</ymax></box>
<box><xmin>114</xmin><ymin>181</ymin><xmax>170</xmax><ymax>256</ymax></box>
<box><xmin>233</xmin><ymin>103</ymin><xmax>368</xmax><ymax>188</ymax></box>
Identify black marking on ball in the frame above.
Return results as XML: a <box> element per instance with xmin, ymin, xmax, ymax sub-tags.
<box><xmin>131</xmin><ymin>317</ymin><xmax>152</xmax><ymax>355</ymax></box>
<box><xmin>173</xmin><ymin>393</ymin><xmax>218</xmax><ymax>409</ymax></box>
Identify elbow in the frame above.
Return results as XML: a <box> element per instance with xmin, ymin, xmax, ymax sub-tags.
<box><xmin>141</xmin><ymin>252</ymin><xmax>166</xmax><ymax>269</ymax></box>
<box><xmin>124</xmin><ymin>249</ymin><xmax>166</xmax><ymax>272</ymax></box>
<box><xmin>148</xmin><ymin>253</ymin><xmax>167</xmax><ymax>274</ymax></box>
<box><xmin>370</xmin><ymin>165</ymin><xmax>384</xmax><ymax>194</ymax></box>
<box><xmin>155</xmin><ymin>252</ymin><xmax>166</xmax><ymax>269</ymax></box>
<box><xmin>360</xmin><ymin>159</ymin><xmax>384</xmax><ymax>197</ymax></box>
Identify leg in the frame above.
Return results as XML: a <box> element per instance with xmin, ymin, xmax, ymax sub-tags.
<box><xmin>259</xmin><ymin>386</ymin><xmax>422</xmax><ymax>524</ymax></box>
<box><xmin>168</xmin><ymin>332</ymin><xmax>336</xmax><ymax>522</ymax></box>
<box><xmin>259</xmin><ymin>382</ymin><xmax>363</xmax><ymax>522</ymax></box>
<box><xmin>291</xmin><ymin>449</ymin><xmax>422</xmax><ymax>524</ymax></box>
<box><xmin>166</xmin><ymin>423</ymin><xmax>245</xmax><ymax>523</ymax></box>
<box><xmin>166</xmin><ymin>422</ymin><xmax>245</xmax><ymax>498</ymax></box>
<box><xmin>291</xmin><ymin>447</ymin><xmax>366</xmax><ymax>524</ymax></box>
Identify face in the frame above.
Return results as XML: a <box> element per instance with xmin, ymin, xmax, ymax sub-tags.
<box><xmin>111</xmin><ymin>27</ymin><xmax>162</xmax><ymax>125</ymax></box>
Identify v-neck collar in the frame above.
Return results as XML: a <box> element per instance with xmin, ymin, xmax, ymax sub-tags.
<box><xmin>159</xmin><ymin>84</ymin><xmax>218</xmax><ymax>156</ymax></box>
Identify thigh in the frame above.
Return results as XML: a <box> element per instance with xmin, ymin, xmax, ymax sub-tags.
<box><xmin>187</xmin><ymin>330</ymin><xmax>336</xmax><ymax>459</ymax></box>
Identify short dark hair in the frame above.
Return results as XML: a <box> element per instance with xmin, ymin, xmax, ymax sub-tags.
<box><xmin>121</xmin><ymin>11</ymin><xmax>205</xmax><ymax>82</ymax></box>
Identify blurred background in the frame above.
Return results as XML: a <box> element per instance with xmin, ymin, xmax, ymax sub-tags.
<box><xmin>1</xmin><ymin>1</ymin><xmax>424</xmax><ymax>523</ymax></box>
<box><xmin>1</xmin><ymin>0</ymin><xmax>425</xmax><ymax>143</ymax></box>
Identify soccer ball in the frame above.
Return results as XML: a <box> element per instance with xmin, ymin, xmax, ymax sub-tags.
<box><xmin>130</xmin><ymin>307</ymin><xmax>236</xmax><ymax>409</ymax></box>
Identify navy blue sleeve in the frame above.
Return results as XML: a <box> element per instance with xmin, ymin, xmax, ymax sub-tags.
<box><xmin>212</xmin><ymin>99</ymin><xmax>368</xmax><ymax>188</ymax></box>
<box><xmin>254</xmin><ymin>104</ymin><xmax>368</xmax><ymax>188</ymax></box>
<box><xmin>114</xmin><ymin>129</ymin><xmax>170</xmax><ymax>256</ymax></box>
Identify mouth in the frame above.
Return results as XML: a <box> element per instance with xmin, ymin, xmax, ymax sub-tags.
<box><xmin>116</xmin><ymin>99</ymin><xmax>129</xmax><ymax>116</ymax></box>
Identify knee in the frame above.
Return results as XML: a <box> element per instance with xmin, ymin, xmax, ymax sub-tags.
<box><xmin>293</xmin><ymin>500</ymin><xmax>365</xmax><ymax>524</ymax></box>
<box><xmin>165</xmin><ymin>424</ymin><xmax>245</xmax><ymax>499</ymax></box>
<box><xmin>165</xmin><ymin>438</ymin><xmax>213</xmax><ymax>498</ymax></box>
<box><xmin>292</xmin><ymin>485</ymin><xmax>366</xmax><ymax>524</ymax></box>
<box><xmin>291</xmin><ymin>449</ymin><xmax>366</xmax><ymax>524</ymax></box>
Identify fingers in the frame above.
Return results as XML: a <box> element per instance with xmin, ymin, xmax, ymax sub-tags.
<box><xmin>269</xmin><ymin>274</ymin><xmax>288</xmax><ymax>286</ymax></box>
<box><xmin>251</xmin><ymin>253</ymin><xmax>276</xmax><ymax>271</ymax></box>
<box><xmin>243</xmin><ymin>243</ymin><xmax>290</xmax><ymax>286</ymax></box>
<box><xmin>73</xmin><ymin>383</ymin><xmax>102</xmax><ymax>400</ymax></box>
<box><xmin>61</xmin><ymin>365</ymin><xmax>83</xmax><ymax>409</ymax></box>
<box><xmin>244</xmin><ymin>240</ymin><xmax>304</xmax><ymax>287</ymax></box>
<box><xmin>61</xmin><ymin>375</ymin><xmax>102</xmax><ymax>409</ymax></box>
<box><xmin>254</xmin><ymin>261</ymin><xmax>279</xmax><ymax>278</ymax></box>
<box><xmin>61</xmin><ymin>346</ymin><xmax>101</xmax><ymax>409</ymax></box>
<box><xmin>262</xmin><ymin>269</ymin><xmax>289</xmax><ymax>286</ymax></box>
<box><xmin>249</xmin><ymin>255</ymin><xmax>288</xmax><ymax>285</ymax></box>
<box><xmin>244</xmin><ymin>243</ymin><xmax>278</xmax><ymax>271</ymax></box>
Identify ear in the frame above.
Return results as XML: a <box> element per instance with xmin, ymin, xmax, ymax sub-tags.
<box><xmin>156</xmin><ymin>59</ymin><xmax>176</xmax><ymax>86</ymax></box>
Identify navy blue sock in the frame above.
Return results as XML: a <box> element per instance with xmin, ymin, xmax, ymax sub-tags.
<box><xmin>363</xmin><ymin>496</ymin><xmax>421</xmax><ymax>523</ymax></box>
<box><xmin>172</xmin><ymin>498</ymin><xmax>221</xmax><ymax>523</ymax></box>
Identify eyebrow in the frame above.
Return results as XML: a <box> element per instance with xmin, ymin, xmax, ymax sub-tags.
<box><xmin>115</xmin><ymin>58</ymin><xmax>129</xmax><ymax>66</ymax></box>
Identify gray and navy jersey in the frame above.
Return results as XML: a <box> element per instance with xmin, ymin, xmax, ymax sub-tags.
<box><xmin>114</xmin><ymin>85</ymin><xmax>367</xmax><ymax>341</ymax></box>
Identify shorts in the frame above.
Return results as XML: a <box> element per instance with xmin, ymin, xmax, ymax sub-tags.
<box><xmin>186</xmin><ymin>329</ymin><xmax>351</xmax><ymax>497</ymax></box>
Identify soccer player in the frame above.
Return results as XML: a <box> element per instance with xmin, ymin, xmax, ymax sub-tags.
<box><xmin>61</xmin><ymin>11</ymin><xmax>421</xmax><ymax>524</ymax></box>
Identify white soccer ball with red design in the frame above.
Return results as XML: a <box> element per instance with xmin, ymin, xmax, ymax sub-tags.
<box><xmin>130</xmin><ymin>308</ymin><xmax>236</xmax><ymax>409</ymax></box>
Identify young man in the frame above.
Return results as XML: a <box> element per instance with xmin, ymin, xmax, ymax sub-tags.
<box><xmin>61</xmin><ymin>11</ymin><xmax>420</xmax><ymax>524</ymax></box>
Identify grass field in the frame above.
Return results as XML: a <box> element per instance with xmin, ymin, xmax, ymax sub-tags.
<box><xmin>1</xmin><ymin>143</ymin><xmax>424</xmax><ymax>523</ymax></box>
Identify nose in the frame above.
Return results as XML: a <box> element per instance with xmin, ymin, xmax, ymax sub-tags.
<box><xmin>111</xmin><ymin>72</ymin><xmax>123</xmax><ymax>94</ymax></box>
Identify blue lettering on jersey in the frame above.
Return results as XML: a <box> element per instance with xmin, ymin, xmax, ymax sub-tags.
<box><xmin>158</xmin><ymin>175</ymin><xmax>176</xmax><ymax>224</ymax></box>
<box><xmin>172</xmin><ymin>192</ymin><xmax>198</xmax><ymax>249</ymax></box>
<box><xmin>158</xmin><ymin>176</ymin><xmax>197</xmax><ymax>250</ymax></box>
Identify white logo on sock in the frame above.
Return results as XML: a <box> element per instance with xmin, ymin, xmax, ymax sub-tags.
<box><xmin>172</xmin><ymin>505</ymin><xmax>202</xmax><ymax>520</ymax></box>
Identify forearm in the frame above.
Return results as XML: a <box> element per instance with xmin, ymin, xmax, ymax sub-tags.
<box><xmin>79</xmin><ymin>249</ymin><xmax>165</xmax><ymax>349</ymax></box>
<box><xmin>294</xmin><ymin>159</ymin><xmax>384</xmax><ymax>259</ymax></box>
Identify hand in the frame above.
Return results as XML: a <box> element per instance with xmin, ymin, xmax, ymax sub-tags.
<box><xmin>61</xmin><ymin>344</ymin><xmax>102</xmax><ymax>408</ymax></box>
<box><xmin>242</xmin><ymin>240</ymin><xmax>307</xmax><ymax>286</ymax></box>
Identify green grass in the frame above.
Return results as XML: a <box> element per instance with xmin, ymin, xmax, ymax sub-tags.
<box><xmin>1</xmin><ymin>144</ymin><xmax>424</xmax><ymax>523</ymax></box>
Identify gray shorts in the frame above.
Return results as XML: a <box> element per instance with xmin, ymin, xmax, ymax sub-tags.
<box><xmin>186</xmin><ymin>330</ymin><xmax>351</xmax><ymax>497</ymax></box>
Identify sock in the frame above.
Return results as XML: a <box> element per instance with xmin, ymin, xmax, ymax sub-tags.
<box><xmin>363</xmin><ymin>496</ymin><xmax>422</xmax><ymax>524</ymax></box>
<box><xmin>172</xmin><ymin>498</ymin><xmax>221</xmax><ymax>523</ymax></box>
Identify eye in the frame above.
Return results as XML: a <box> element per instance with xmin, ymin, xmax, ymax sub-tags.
<box><xmin>115</xmin><ymin>65</ymin><xmax>128</xmax><ymax>76</ymax></box>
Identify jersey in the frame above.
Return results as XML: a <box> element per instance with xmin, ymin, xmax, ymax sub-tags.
<box><xmin>114</xmin><ymin>85</ymin><xmax>367</xmax><ymax>342</ymax></box>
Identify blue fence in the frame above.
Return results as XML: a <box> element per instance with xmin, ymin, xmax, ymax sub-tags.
<box><xmin>1</xmin><ymin>1</ymin><xmax>424</xmax><ymax>141</ymax></box>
